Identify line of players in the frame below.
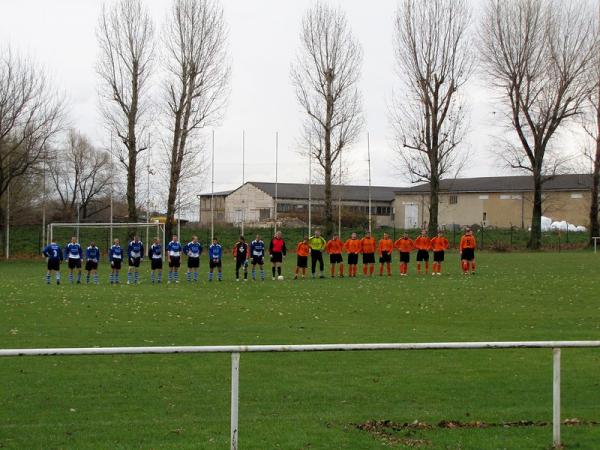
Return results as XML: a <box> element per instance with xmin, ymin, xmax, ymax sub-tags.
<box><xmin>42</xmin><ymin>228</ymin><xmax>477</xmax><ymax>285</ymax></box>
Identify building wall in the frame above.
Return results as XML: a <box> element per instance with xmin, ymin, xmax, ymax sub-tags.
<box><xmin>225</xmin><ymin>184</ymin><xmax>274</xmax><ymax>224</ymax></box>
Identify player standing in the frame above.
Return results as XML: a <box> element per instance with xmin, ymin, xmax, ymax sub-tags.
<box><xmin>85</xmin><ymin>241</ymin><xmax>100</xmax><ymax>284</ymax></box>
<box><xmin>250</xmin><ymin>234</ymin><xmax>266</xmax><ymax>281</ymax></box>
<box><xmin>233</xmin><ymin>236</ymin><xmax>250</xmax><ymax>281</ymax></box>
<box><xmin>459</xmin><ymin>227</ymin><xmax>477</xmax><ymax>275</ymax></box>
<box><xmin>414</xmin><ymin>229</ymin><xmax>432</xmax><ymax>275</ymax></box>
<box><xmin>361</xmin><ymin>231</ymin><xmax>376</xmax><ymax>276</ymax></box>
<box><xmin>167</xmin><ymin>234</ymin><xmax>183</xmax><ymax>284</ymax></box>
<box><xmin>430</xmin><ymin>230</ymin><xmax>449</xmax><ymax>275</ymax></box>
<box><xmin>325</xmin><ymin>234</ymin><xmax>344</xmax><ymax>278</ymax></box>
<box><xmin>343</xmin><ymin>232</ymin><xmax>361</xmax><ymax>277</ymax></box>
<box><xmin>109</xmin><ymin>238</ymin><xmax>124</xmax><ymax>284</ymax></box>
<box><xmin>208</xmin><ymin>237</ymin><xmax>223</xmax><ymax>281</ymax></box>
<box><xmin>308</xmin><ymin>229</ymin><xmax>327</xmax><ymax>279</ymax></box>
<box><xmin>127</xmin><ymin>236</ymin><xmax>144</xmax><ymax>285</ymax></box>
<box><xmin>184</xmin><ymin>235</ymin><xmax>203</xmax><ymax>283</ymax></box>
<box><xmin>64</xmin><ymin>236</ymin><xmax>83</xmax><ymax>284</ymax></box>
<box><xmin>149</xmin><ymin>237</ymin><xmax>163</xmax><ymax>284</ymax></box>
<box><xmin>377</xmin><ymin>232</ymin><xmax>394</xmax><ymax>277</ymax></box>
<box><xmin>269</xmin><ymin>230</ymin><xmax>287</xmax><ymax>280</ymax></box>
<box><xmin>42</xmin><ymin>239</ymin><xmax>63</xmax><ymax>284</ymax></box>
<box><xmin>294</xmin><ymin>236</ymin><xmax>310</xmax><ymax>279</ymax></box>
<box><xmin>394</xmin><ymin>232</ymin><xmax>414</xmax><ymax>276</ymax></box>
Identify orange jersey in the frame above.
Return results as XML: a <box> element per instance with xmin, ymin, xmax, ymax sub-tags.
<box><xmin>296</xmin><ymin>242</ymin><xmax>310</xmax><ymax>257</ymax></box>
<box><xmin>459</xmin><ymin>235</ymin><xmax>476</xmax><ymax>251</ymax></box>
<box><xmin>378</xmin><ymin>238</ymin><xmax>394</xmax><ymax>254</ymax></box>
<box><xmin>394</xmin><ymin>238</ymin><xmax>414</xmax><ymax>253</ymax></box>
<box><xmin>344</xmin><ymin>238</ymin><xmax>362</xmax><ymax>254</ymax></box>
<box><xmin>361</xmin><ymin>237</ymin><xmax>376</xmax><ymax>254</ymax></box>
<box><xmin>414</xmin><ymin>236</ymin><xmax>432</xmax><ymax>251</ymax></box>
<box><xmin>325</xmin><ymin>239</ymin><xmax>344</xmax><ymax>254</ymax></box>
<box><xmin>431</xmin><ymin>236</ymin><xmax>449</xmax><ymax>252</ymax></box>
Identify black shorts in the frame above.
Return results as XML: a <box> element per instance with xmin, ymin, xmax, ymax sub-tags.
<box><xmin>47</xmin><ymin>259</ymin><xmax>60</xmax><ymax>271</ymax></box>
<box><xmin>348</xmin><ymin>253</ymin><xmax>359</xmax><ymax>265</ymax></box>
<box><xmin>187</xmin><ymin>256</ymin><xmax>200</xmax><ymax>268</ymax></box>
<box><xmin>236</xmin><ymin>259</ymin><xmax>248</xmax><ymax>269</ymax></box>
<box><xmin>209</xmin><ymin>259</ymin><xmax>222</xmax><ymax>269</ymax></box>
<box><xmin>296</xmin><ymin>255</ymin><xmax>308</xmax><ymax>268</ymax></box>
<box><xmin>379</xmin><ymin>251</ymin><xmax>391</xmax><ymax>263</ymax></box>
<box><xmin>270</xmin><ymin>252</ymin><xmax>283</xmax><ymax>263</ymax></box>
<box><xmin>85</xmin><ymin>261</ymin><xmax>98</xmax><ymax>271</ymax></box>
<box><xmin>433</xmin><ymin>251</ymin><xmax>445</xmax><ymax>262</ymax></box>
<box><xmin>151</xmin><ymin>258</ymin><xmax>163</xmax><ymax>270</ymax></box>
<box><xmin>416</xmin><ymin>250</ymin><xmax>430</xmax><ymax>262</ymax></box>
<box><xmin>252</xmin><ymin>255</ymin><xmax>264</xmax><ymax>265</ymax></box>
<box><xmin>362</xmin><ymin>253</ymin><xmax>375</xmax><ymax>264</ymax></box>
<box><xmin>400</xmin><ymin>252</ymin><xmax>410</xmax><ymax>263</ymax></box>
<box><xmin>111</xmin><ymin>259</ymin><xmax>122</xmax><ymax>270</ymax></box>
<box><xmin>329</xmin><ymin>253</ymin><xmax>343</xmax><ymax>264</ymax></box>
<box><xmin>169</xmin><ymin>256</ymin><xmax>180</xmax><ymax>268</ymax></box>
<box><xmin>68</xmin><ymin>258</ymin><xmax>81</xmax><ymax>269</ymax></box>
<box><xmin>461</xmin><ymin>248</ymin><xmax>475</xmax><ymax>261</ymax></box>
<box><xmin>129</xmin><ymin>257</ymin><xmax>141</xmax><ymax>268</ymax></box>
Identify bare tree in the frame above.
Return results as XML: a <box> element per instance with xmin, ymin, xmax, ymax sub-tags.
<box><xmin>162</xmin><ymin>0</ymin><xmax>230</xmax><ymax>238</ymax></box>
<box><xmin>97</xmin><ymin>0</ymin><xmax>154</xmax><ymax>223</ymax></box>
<box><xmin>392</xmin><ymin>0</ymin><xmax>473</xmax><ymax>235</ymax></box>
<box><xmin>291</xmin><ymin>2</ymin><xmax>363</xmax><ymax>237</ymax></box>
<box><xmin>480</xmin><ymin>0</ymin><xmax>597</xmax><ymax>249</ymax></box>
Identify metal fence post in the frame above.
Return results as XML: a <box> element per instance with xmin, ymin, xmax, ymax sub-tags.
<box><xmin>553</xmin><ymin>348</ymin><xmax>561</xmax><ymax>448</ymax></box>
<box><xmin>231</xmin><ymin>352</ymin><xmax>240</xmax><ymax>450</ymax></box>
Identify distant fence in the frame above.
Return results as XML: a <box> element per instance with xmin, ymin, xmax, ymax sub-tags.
<box><xmin>2</xmin><ymin>340</ymin><xmax>600</xmax><ymax>449</ymax></box>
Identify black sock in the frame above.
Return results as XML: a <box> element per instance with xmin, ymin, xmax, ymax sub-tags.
<box><xmin>272</xmin><ymin>267</ymin><xmax>276</xmax><ymax>277</ymax></box>
<box><xmin>277</xmin><ymin>266</ymin><xmax>281</xmax><ymax>276</ymax></box>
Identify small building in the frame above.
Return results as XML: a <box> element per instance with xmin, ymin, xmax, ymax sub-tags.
<box><xmin>198</xmin><ymin>190</ymin><xmax>232</xmax><ymax>225</ymax></box>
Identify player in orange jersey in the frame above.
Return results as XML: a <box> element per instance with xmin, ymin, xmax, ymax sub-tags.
<box><xmin>344</xmin><ymin>232</ymin><xmax>362</xmax><ymax>277</ymax></box>
<box><xmin>394</xmin><ymin>232</ymin><xmax>414</xmax><ymax>276</ymax></box>
<box><xmin>377</xmin><ymin>232</ymin><xmax>394</xmax><ymax>276</ymax></box>
<box><xmin>459</xmin><ymin>228</ymin><xmax>477</xmax><ymax>275</ymax></box>
<box><xmin>360</xmin><ymin>231</ymin><xmax>377</xmax><ymax>276</ymax></box>
<box><xmin>430</xmin><ymin>230</ymin><xmax>449</xmax><ymax>275</ymax></box>
<box><xmin>294</xmin><ymin>236</ymin><xmax>310</xmax><ymax>279</ymax></box>
<box><xmin>414</xmin><ymin>229</ymin><xmax>432</xmax><ymax>275</ymax></box>
<box><xmin>325</xmin><ymin>234</ymin><xmax>344</xmax><ymax>277</ymax></box>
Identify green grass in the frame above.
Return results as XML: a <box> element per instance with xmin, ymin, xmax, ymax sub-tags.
<box><xmin>1</xmin><ymin>252</ymin><xmax>599</xmax><ymax>449</ymax></box>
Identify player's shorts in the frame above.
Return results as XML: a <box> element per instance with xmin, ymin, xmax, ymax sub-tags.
<box><xmin>348</xmin><ymin>253</ymin><xmax>359</xmax><ymax>265</ymax></box>
<box><xmin>329</xmin><ymin>253</ymin><xmax>343</xmax><ymax>264</ymax></box>
<box><xmin>47</xmin><ymin>259</ymin><xmax>60</xmax><ymax>271</ymax></box>
<box><xmin>187</xmin><ymin>256</ymin><xmax>200</xmax><ymax>268</ymax></box>
<box><xmin>68</xmin><ymin>258</ymin><xmax>82</xmax><ymax>269</ymax></box>
<box><xmin>235</xmin><ymin>259</ymin><xmax>248</xmax><ymax>269</ymax></box>
<box><xmin>129</xmin><ymin>257</ymin><xmax>141</xmax><ymax>268</ymax></box>
<box><xmin>151</xmin><ymin>258</ymin><xmax>163</xmax><ymax>270</ymax></box>
<box><xmin>270</xmin><ymin>252</ymin><xmax>283</xmax><ymax>263</ymax></box>
<box><xmin>252</xmin><ymin>255</ymin><xmax>264</xmax><ymax>265</ymax></box>
<box><xmin>379</xmin><ymin>251</ymin><xmax>391</xmax><ymax>263</ymax></box>
<box><xmin>416</xmin><ymin>250</ymin><xmax>430</xmax><ymax>262</ymax></box>
<box><xmin>209</xmin><ymin>258</ymin><xmax>222</xmax><ymax>269</ymax></box>
<box><xmin>169</xmin><ymin>256</ymin><xmax>181</xmax><ymax>268</ymax></box>
<box><xmin>111</xmin><ymin>259</ymin><xmax>122</xmax><ymax>270</ymax></box>
<box><xmin>400</xmin><ymin>252</ymin><xmax>410</xmax><ymax>263</ymax></box>
<box><xmin>433</xmin><ymin>251</ymin><xmax>445</xmax><ymax>262</ymax></box>
<box><xmin>85</xmin><ymin>261</ymin><xmax>98</xmax><ymax>271</ymax></box>
<box><xmin>362</xmin><ymin>253</ymin><xmax>375</xmax><ymax>264</ymax></box>
<box><xmin>461</xmin><ymin>248</ymin><xmax>475</xmax><ymax>261</ymax></box>
<box><xmin>296</xmin><ymin>255</ymin><xmax>308</xmax><ymax>268</ymax></box>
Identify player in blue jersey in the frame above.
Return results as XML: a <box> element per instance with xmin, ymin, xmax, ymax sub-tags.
<box><xmin>148</xmin><ymin>237</ymin><xmax>163</xmax><ymax>284</ymax></box>
<box><xmin>64</xmin><ymin>236</ymin><xmax>83</xmax><ymax>284</ymax></box>
<box><xmin>208</xmin><ymin>237</ymin><xmax>223</xmax><ymax>281</ymax></box>
<box><xmin>167</xmin><ymin>234</ymin><xmax>183</xmax><ymax>284</ymax></box>
<box><xmin>43</xmin><ymin>240</ymin><xmax>63</xmax><ymax>284</ymax></box>
<box><xmin>127</xmin><ymin>236</ymin><xmax>144</xmax><ymax>285</ymax></box>
<box><xmin>109</xmin><ymin>238</ymin><xmax>124</xmax><ymax>284</ymax></box>
<box><xmin>85</xmin><ymin>241</ymin><xmax>100</xmax><ymax>284</ymax></box>
<box><xmin>250</xmin><ymin>234</ymin><xmax>266</xmax><ymax>281</ymax></box>
<box><xmin>184</xmin><ymin>235</ymin><xmax>203</xmax><ymax>282</ymax></box>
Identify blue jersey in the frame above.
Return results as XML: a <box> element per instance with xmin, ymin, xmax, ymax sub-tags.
<box><xmin>149</xmin><ymin>243</ymin><xmax>162</xmax><ymax>259</ymax></box>
<box><xmin>128</xmin><ymin>240</ymin><xmax>144</xmax><ymax>258</ymax></box>
<box><xmin>250</xmin><ymin>239</ymin><xmax>265</xmax><ymax>257</ymax></box>
<box><xmin>167</xmin><ymin>241</ymin><xmax>183</xmax><ymax>257</ymax></box>
<box><xmin>208</xmin><ymin>243</ymin><xmax>222</xmax><ymax>261</ymax></box>
<box><xmin>64</xmin><ymin>242</ymin><xmax>83</xmax><ymax>260</ymax></box>
<box><xmin>86</xmin><ymin>246</ymin><xmax>100</xmax><ymax>262</ymax></box>
<box><xmin>109</xmin><ymin>245</ymin><xmax>123</xmax><ymax>262</ymax></box>
<box><xmin>43</xmin><ymin>243</ymin><xmax>63</xmax><ymax>261</ymax></box>
<box><xmin>184</xmin><ymin>241</ymin><xmax>203</xmax><ymax>258</ymax></box>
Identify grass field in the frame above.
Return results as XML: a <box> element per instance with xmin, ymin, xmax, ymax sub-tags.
<box><xmin>0</xmin><ymin>252</ymin><xmax>599</xmax><ymax>449</ymax></box>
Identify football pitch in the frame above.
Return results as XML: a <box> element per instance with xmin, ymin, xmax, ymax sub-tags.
<box><xmin>0</xmin><ymin>252</ymin><xmax>599</xmax><ymax>449</ymax></box>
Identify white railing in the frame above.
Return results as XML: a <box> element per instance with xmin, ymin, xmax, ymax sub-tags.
<box><xmin>2</xmin><ymin>341</ymin><xmax>600</xmax><ymax>449</ymax></box>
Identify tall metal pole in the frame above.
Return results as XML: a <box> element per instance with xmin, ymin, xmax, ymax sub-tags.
<box><xmin>241</xmin><ymin>130</ymin><xmax>245</xmax><ymax>236</ymax></box>
<box><xmin>109</xmin><ymin>132</ymin><xmax>114</xmax><ymax>245</ymax></box>
<box><xmin>338</xmin><ymin>149</ymin><xmax>342</xmax><ymax>236</ymax></box>
<box><xmin>146</xmin><ymin>134</ymin><xmax>151</xmax><ymax>245</ymax></box>
<box><xmin>42</xmin><ymin>149</ymin><xmax>47</xmax><ymax>249</ymax></box>
<box><xmin>177</xmin><ymin>195</ymin><xmax>181</xmax><ymax>238</ymax></box>
<box><xmin>211</xmin><ymin>129</ymin><xmax>215</xmax><ymax>241</ymax></box>
<box><xmin>308</xmin><ymin>137</ymin><xmax>312</xmax><ymax>236</ymax></box>
<box><xmin>76</xmin><ymin>203</ymin><xmax>80</xmax><ymax>242</ymax></box>
<box><xmin>5</xmin><ymin>178</ymin><xmax>9</xmax><ymax>260</ymax></box>
<box><xmin>367</xmin><ymin>133</ymin><xmax>372</xmax><ymax>234</ymax></box>
<box><xmin>274</xmin><ymin>131</ymin><xmax>278</xmax><ymax>233</ymax></box>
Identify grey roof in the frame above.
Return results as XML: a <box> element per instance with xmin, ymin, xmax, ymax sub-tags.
<box><xmin>397</xmin><ymin>174</ymin><xmax>593</xmax><ymax>194</ymax></box>
<box><xmin>200</xmin><ymin>189</ymin><xmax>233</xmax><ymax>197</ymax></box>
<box><xmin>247</xmin><ymin>181</ymin><xmax>399</xmax><ymax>202</ymax></box>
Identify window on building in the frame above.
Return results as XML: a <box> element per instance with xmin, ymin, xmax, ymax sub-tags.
<box><xmin>449</xmin><ymin>195</ymin><xmax>458</xmax><ymax>205</ymax></box>
<box><xmin>479</xmin><ymin>195</ymin><xmax>489</xmax><ymax>200</ymax></box>
<box><xmin>500</xmin><ymin>194</ymin><xmax>511</xmax><ymax>200</ymax></box>
<box><xmin>571</xmin><ymin>193</ymin><xmax>583</xmax><ymax>199</ymax></box>
<box><xmin>277</xmin><ymin>203</ymin><xmax>292</xmax><ymax>213</ymax></box>
<box><xmin>259</xmin><ymin>208</ymin><xmax>271</xmax><ymax>220</ymax></box>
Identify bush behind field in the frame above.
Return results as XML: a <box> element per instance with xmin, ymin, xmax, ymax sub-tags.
<box><xmin>1</xmin><ymin>224</ymin><xmax>590</xmax><ymax>257</ymax></box>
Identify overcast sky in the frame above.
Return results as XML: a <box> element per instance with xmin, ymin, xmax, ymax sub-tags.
<box><xmin>0</xmin><ymin>0</ymin><xmax>587</xmax><ymax>200</ymax></box>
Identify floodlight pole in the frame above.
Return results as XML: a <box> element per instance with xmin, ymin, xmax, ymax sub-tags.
<box><xmin>367</xmin><ymin>133</ymin><xmax>372</xmax><ymax>234</ymax></box>
<box><xmin>146</xmin><ymin>134</ymin><xmax>151</xmax><ymax>246</ymax></box>
<box><xmin>109</xmin><ymin>132</ymin><xmax>114</xmax><ymax>245</ymax></box>
<box><xmin>338</xmin><ymin>149</ymin><xmax>342</xmax><ymax>236</ymax></box>
<box><xmin>308</xmin><ymin>137</ymin><xmax>312</xmax><ymax>236</ymax></box>
<box><xmin>5</xmin><ymin>177</ymin><xmax>10</xmax><ymax>260</ymax></box>
<box><xmin>42</xmin><ymin>149</ymin><xmax>47</xmax><ymax>250</ymax></box>
<box><xmin>211</xmin><ymin>129</ymin><xmax>215</xmax><ymax>242</ymax></box>
<box><xmin>177</xmin><ymin>195</ymin><xmax>181</xmax><ymax>238</ymax></box>
<box><xmin>274</xmin><ymin>131</ymin><xmax>278</xmax><ymax>233</ymax></box>
<box><xmin>241</xmin><ymin>130</ymin><xmax>245</xmax><ymax>236</ymax></box>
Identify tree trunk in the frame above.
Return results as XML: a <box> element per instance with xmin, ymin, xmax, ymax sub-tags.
<box><xmin>527</xmin><ymin>173</ymin><xmax>543</xmax><ymax>250</ymax></box>
<box><xmin>324</xmin><ymin>161</ymin><xmax>333</xmax><ymax>237</ymax></box>
<box><xmin>428</xmin><ymin>175</ymin><xmax>439</xmax><ymax>235</ymax></box>
<box><xmin>127</xmin><ymin>139</ymin><xmax>137</xmax><ymax>223</ymax></box>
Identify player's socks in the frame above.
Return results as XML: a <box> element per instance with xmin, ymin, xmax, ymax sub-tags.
<box><xmin>425</xmin><ymin>262</ymin><xmax>429</xmax><ymax>274</ymax></box>
<box><xmin>252</xmin><ymin>269</ymin><xmax>256</xmax><ymax>280</ymax></box>
<box><xmin>151</xmin><ymin>272</ymin><xmax>155</xmax><ymax>283</ymax></box>
<box><xmin>244</xmin><ymin>270</ymin><xmax>248</xmax><ymax>280</ymax></box>
<box><xmin>168</xmin><ymin>272</ymin><xmax>172</xmax><ymax>283</ymax></box>
<box><xmin>369</xmin><ymin>265</ymin><xmax>374</xmax><ymax>275</ymax></box>
<box><xmin>260</xmin><ymin>269</ymin><xmax>265</xmax><ymax>280</ymax></box>
<box><xmin>471</xmin><ymin>262</ymin><xmax>476</xmax><ymax>273</ymax></box>
<box><xmin>56</xmin><ymin>273</ymin><xmax>61</xmax><ymax>283</ymax></box>
<box><xmin>339</xmin><ymin>264</ymin><xmax>344</xmax><ymax>277</ymax></box>
<box><xmin>208</xmin><ymin>271</ymin><xmax>213</xmax><ymax>281</ymax></box>
<box><xmin>277</xmin><ymin>267</ymin><xmax>282</xmax><ymax>276</ymax></box>
<box><xmin>69</xmin><ymin>273</ymin><xmax>73</xmax><ymax>284</ymax></box>
<box><xmin>187</xmin><ymin>271</ymin><xmax>192</xmax><ymax>282</ymax></box>
<box><xmin>115</xmin><ymin>274</ymin><xmax>120</xmax><ymax>283</ymax></box>
<box><xmin>362</xmin><ymin>265</ymin><xmax>367</xmax><ymax>275</ymax></box>
<box><xmin>77</xmin><ymin>273</ymin><xmax>81</xmax><ymax>283</ymax></box>
<box><xmin>387</xmin><ymin>263</ymin><xmax>391</xmax><ymax>276</ymax></box>
<box><xmin>462</xmin><ymin>261</ymin><xmax>468</xmax><ymax>273</ymax></box>
<box><xmin>157</xmin><ymin>272</ymin><xmax>162</xmax><ymax>283</ymax></box>
<box><xmin>379</xmin><ymin>264</ymin><xmax>383</xmax><ymax>276</ymax></box>
<box><xmin>417</xmin><ymin>263</ymin><xmax>421</xmax><ymax>274</ymax></box>
<box><xmin>174</xmin><ymin>271</ymin><xmax>179</xmax><ymax>282</ymax></box>
<box><xmin>236</xmin><ymin>267</ymin><xmax>240</xmax><ymax>280</ymax></box>
<box><xmin>109</xmin><ymin>273</ymin><xmax>113</xmax><ymax>284</ymax></box>
<box><xmin>193</xmin><ymin>272</ymin><xmax>198</xmax><ymax>282</ymax></box>
<box><xmin>86</xmin><ymin>275</ymin><xmax>90</xmax><ymax>284</ymax></box>
<box><xmin>134</xmin><ymin>271</ymin><xmax>139</xmax><ymax>284</ymax></box>
<box><xmin>94</xmin><ymin>274</ymin><xmax>98</xmax><ymax>284</ymax></box>
<box><xmin>272</xmin><ymin>267</ymin><xmax>276</xmax><ymax>278</ymax></box>
<box><xmin>330</xmin><ymin>266</ymin><xmax>335</xmax><ymax>277</ymax></box>
<box><xmin>218</xmin><ymin>271</ymin><xmax>222</xmax><ymax>281</ymax></box>
<box><xmin>127</xmin><ymin>272</ymin><xmax>132</xmax><ymax>284</ymax></box>
<box><xmin>46</xmin><ymin>273</ymin><xmax>51</xmax><ymax>284</ymax></box>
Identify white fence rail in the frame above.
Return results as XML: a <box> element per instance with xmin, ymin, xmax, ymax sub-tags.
<box><xmin>2</xmin><ymin>340</ymin><xmax>600</xmax><ymax>449</ymax></box>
